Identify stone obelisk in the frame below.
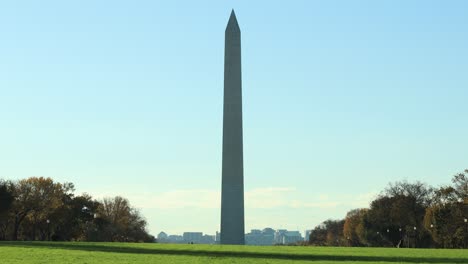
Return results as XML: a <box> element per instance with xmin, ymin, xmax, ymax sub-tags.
<box><xmin>220</xmin><ymin>10</ymin><xmax>245</xmax><ymax>245</ymax></box>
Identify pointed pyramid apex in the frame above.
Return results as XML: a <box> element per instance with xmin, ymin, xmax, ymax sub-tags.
<box><xmin>226</xmin><ymin>9</ymin><xmax>240</xmax><ymax>32</ymax></box>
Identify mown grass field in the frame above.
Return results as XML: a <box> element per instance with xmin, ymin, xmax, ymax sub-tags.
<box><xmin>0</xmin><ymin>241</ymin><xmax>467</xmax><ymax>264</ymax></box>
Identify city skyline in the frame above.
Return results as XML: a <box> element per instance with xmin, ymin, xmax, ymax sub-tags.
<box><xmin>1</xmin><ymin>0</ymin><xmax>468</xmax><ymax>236</ymax></box>
<box><xmin>156</xmin><ymin>227</ymin><xmax>306</xmax><ymax>245</ymax></box>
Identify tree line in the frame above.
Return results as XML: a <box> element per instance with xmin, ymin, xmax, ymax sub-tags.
<box><xmin>308</xmin><ymin>170</ymin><xmax>468</xmax><ymax>248</ymax></box>
<box><xmin>0</xmin><ymin>177</ymin><xmax>154</xmax><ymax>242</ymax></box>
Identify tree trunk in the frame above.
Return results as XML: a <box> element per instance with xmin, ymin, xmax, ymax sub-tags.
<box><xmin>13</xmin><ymin>212</ymin><xmax>28</xmax><ymax>241</ymax></box>
<box><xmin>32</xmin><ymin>215</ymin><xmax>37</xmax><ymax>240</ymax></box>
<box><xmin>13</xmin><ymin>215</ymin><xmax>19</xmax><ymax>241</ymax></box>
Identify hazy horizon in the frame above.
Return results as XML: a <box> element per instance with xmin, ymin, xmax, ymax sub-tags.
<box><xmin>1</xmin><ymin>0</ymin><xmax>467</xmax><ymax>235</ymax></box>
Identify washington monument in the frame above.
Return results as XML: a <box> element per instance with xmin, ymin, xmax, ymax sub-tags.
<box><xmin>220</xmin><ymin>10</ymin><xmax>245</xmax><ymax>245</ymax></box>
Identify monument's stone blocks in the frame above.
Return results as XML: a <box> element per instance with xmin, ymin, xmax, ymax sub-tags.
<box><xmin>220</xmin><ymin>10</ymin><xmax>245</xmax><ymax>245</ymax></box>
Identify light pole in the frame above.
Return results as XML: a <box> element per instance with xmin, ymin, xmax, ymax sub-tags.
<box><xmin>464</xmin><ymin>218</ymin><xmax>467</xmax><ymax>249</ymax></box>
<box><xmin>413</xmin><ymin>226</ymin><xmax>417</xmax><ymax>248</ymax></box>
<box><xmin>428</xmin><ymin>224</ymin><xmax>434</xmax><ymax>248</ymax></box>
<box><xmin>376</xmin><ymin>231</ymin><xmax>382</xmax><ymax>245</ymax></box>
<box><xmin>46</xmin><ymin>219</ymin><xmax>50</xmax><ymax>241</ymax></box>
<box><xmin>404</xmin><ymin>227</ymin><xmax>410</xmax><ymax>248</ymax></box>
<box><xmin>398</xmin><ymin>228</ymin><xmax>403</xmax><ymax>248</ymax></box>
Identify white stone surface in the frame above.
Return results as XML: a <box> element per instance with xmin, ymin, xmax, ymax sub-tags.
<box><xmin>220</xmin><ymin>10</ymin><xmax>245</xmax><ymax>245</ymax></box>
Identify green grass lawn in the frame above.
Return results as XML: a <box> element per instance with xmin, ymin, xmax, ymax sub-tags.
<box><xmin>0</xmin><ymin>242</ymin><xmax>466</xmax><ymax>264</ymax></box>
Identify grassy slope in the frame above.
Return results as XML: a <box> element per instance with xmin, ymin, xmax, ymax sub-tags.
<box><xmin>0</xmin><ymin>242</ymin><xmax>467</xmax><ymax>264</ymax></box>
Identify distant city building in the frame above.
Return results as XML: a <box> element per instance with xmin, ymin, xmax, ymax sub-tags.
<box><xmin>201</xmin><ymin>234</ymin><xmax>215</xmax><ymax>244</ymax></box>
<box><xmin>274</xmin><ymin>229</ymin><xmax>287</xmax><ymax>244</ymax></box>
<box><xmin>167</xmin><ymin>235</ymin><xmax>184</xmax><ymax>243</ymax></box>
<box><xmin>262</xmin><ymin>228</ymin><xmax>275</xmax><ymax>235</ymax></box>
<box><xmin>183</xmin><ymin>232</ymin><xmax>203</xmax><ymax>244</ymax></box>
<box><xmin>274</xmin><ymin>229</ymin><xmax>303</xmax><ymax>245</ymax></box>
<box><xmin>282</xmin><ymin>231</ymin><xmax>303</xmax><ymax>244</ymax></box>
<box><xmin>304</xmin><ymin>230</ymin><xmax>312</xmax><ymax>241</ymax></box>
<box><xmin>250</xmin><ymin>229</ymin><xmax>261</xmax><ymax>234</ymax></box>
<box><xmin>157</xmin><ymin>231</ymin><xmax>168</xmax><ymax>242</ymax></box>
<box><xmin>245</xmin><ymin>228</ymin><xmax>275</xmax><ymax>245</ymax></box>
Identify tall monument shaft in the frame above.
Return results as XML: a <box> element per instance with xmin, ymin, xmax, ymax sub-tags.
<box><xmin>220</xmin><ymin>10</ymin><xmax>245</xmax><ymax>245</ymax></box>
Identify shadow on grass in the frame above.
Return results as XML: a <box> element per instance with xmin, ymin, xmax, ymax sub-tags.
<box><xmin>0</xmin><ymin>241</ymin><xmax>466</xmax><ymax>263</ymax></box>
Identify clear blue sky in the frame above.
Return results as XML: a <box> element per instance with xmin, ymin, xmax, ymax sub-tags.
<box><xmin>1</xmin><ymin>0</ymin><xmax>467</xmax><ymax>236</ymax></box>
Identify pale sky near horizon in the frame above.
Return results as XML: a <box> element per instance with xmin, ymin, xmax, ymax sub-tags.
<box><xmin>1</xmin><ymin>1</ymin><xmax>467</xmax><ymax>236</ymax></box>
